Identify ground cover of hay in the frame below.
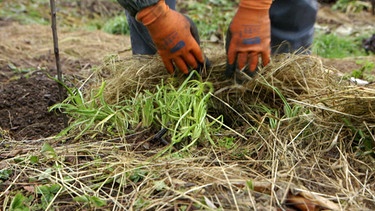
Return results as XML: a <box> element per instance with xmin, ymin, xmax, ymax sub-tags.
<box><xmin>0</xmin><ymin>3</ymin><xmax>375</xmax><ymax>210</ymax></box>
<box><xmin>2</xmin><ymin>41</ymin><xmax>375</xmax><ymax>210</ymax></box>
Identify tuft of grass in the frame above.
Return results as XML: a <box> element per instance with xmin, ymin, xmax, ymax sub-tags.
<box><xmin>312</xmin><ymin>32</ymin><xmax>367</xmax><ymax>58</ymax></box>
<box><xmin>49</xmin><ymin>81</ymin><xmax>134</xmax><ymax>140</ymax></box>
<box><xmin>0</xmin><ymin>1</ymin><xmax>50</xmax><ymax>25</ymax></box>
<box><xmin>350</xmin><ymin>60</ymin><xmax>375</xmax><ymax>80</ymax></box>
<box><xmin>50</xmin><ymin>71</ymin><xmax>223</xmax><ymax>154</ymax></box>
<box><xmin>332</xmin><ymin>0</ymin><xmax>373</xmax><ymax>13</ymax></box>
<box><xmin>103</xmin><ymin>15</ymin><xmax>129</xmax><ymax>35</ymax></box>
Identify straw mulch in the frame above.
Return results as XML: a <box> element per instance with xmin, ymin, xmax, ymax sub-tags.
<box><xmin>92</xmin><ymin>50</ymin><xmax>375</xmax><ymax>209</ymax></box>
<box><xmin>101</xmin><ymin>48</ymin><xmax>375</xmax><ymax>126</ymax></box>
<box><xmin>0</xmin><ymin>22</ymin><xmax>131</xmax><ymax>75</ymax></box>
<box><xmin>1</xmin><ymin>49</ymin><xmax>375</xmax><ymax>210</ymax></box>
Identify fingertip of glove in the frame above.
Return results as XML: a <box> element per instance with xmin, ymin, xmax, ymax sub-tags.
<box><xmin>190</xmin><ymin>55</ymin><xmax>210</xmax><ymax>75</ymax></box>
<box><xmin>243</xmin><ymin>68</ymin><xmax>258</xmax><ymax>77</ymax></box>
<box><xmin>225</xmin><ymin>63</ymin><xmax>235</xmax><ymax>77</ymax></box>
<box><xmin>203</xmin><ymin>55</ymin><xmax>211</xmax><ymax>69</ymax></box>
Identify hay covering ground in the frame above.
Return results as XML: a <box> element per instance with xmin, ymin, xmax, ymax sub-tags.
<box><xmin>0</xmin><ymin>22</ymin><xmax>131</xmax><ymax>74</ymax></box>
<box><xmin>1</xmin><ymin>44</ymin><xmax>375</xmax><ymax>210</ymax></box>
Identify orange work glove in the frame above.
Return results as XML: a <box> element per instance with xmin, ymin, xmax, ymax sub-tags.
<box><xmin>136</xmin><ymin>0</ymin><xmax>205</xmax><ymax>74</ymax></box>
<box><xmin>226</xmin><ymin>0</ymin><xmax>272</xmax><ymax>77</ymax></box>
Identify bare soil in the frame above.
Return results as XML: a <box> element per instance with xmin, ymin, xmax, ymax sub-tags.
<box><xmin>0</xmin><ymin>67</ymin><xmax>64</xmax><ymax>140</ymax></box>
<box><xmin>0</xmin><ymin>20</ymin><xmax>130</xmax><ymax>140</ymax></box>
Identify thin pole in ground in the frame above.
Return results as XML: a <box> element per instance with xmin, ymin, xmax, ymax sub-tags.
<box><xmin>49</xmin><ymin>0</ymin><xmax>68</xmax><ymax>127</ymax></box>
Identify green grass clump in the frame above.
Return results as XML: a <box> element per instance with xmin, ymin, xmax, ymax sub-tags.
<box><xmin>0</xmin><ymin>1</ymin><xmax>50</xmax><ymax>25</ymax></box>
<box><xmin>103</xmin><ymin>15</ymin><xmax>129</xmax><ymax>35</ymax></box>
<box><xmin>312</xmin><ymin>32</ymin><xmax>367</xmax><ymax>58</ymax></box>
<box><xmin>332</xmin><ymin>0</ymin><xmax>372</xmax><ymax>13</ymax></box>
<box><xmin>141</xmin><ymin>72</ymin><xmax>222</xmax><ymax>153</ymax></box>
<box><xmin>349</xmin><ymin>60</ymin><xmax>375</xmax><ymax>81</ymax></box>
<box><xmin>50</xmin><ymin>71</ymin><xmax>222</xmax><ymax>153</ymax></box>
<box><xmin>50</xmin><ymin>81</ymin><xmax>133</xmax><ymax>139</ymax></box>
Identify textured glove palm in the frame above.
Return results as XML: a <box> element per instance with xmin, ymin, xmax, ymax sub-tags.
<box><xmin>137</xmin><ymin>1</ymin><xmax>205</xmax><ymax>74</ymax></box>
<box><xmin>226</xmin><ymin>3</ymin><xmax>271</xmax><ymax>77</ymax></box>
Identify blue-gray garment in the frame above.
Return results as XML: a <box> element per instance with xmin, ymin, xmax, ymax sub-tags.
<box><xmin>270</xmin><ymin>0</ymin><xmax>318</xmax><ymax>54</ymax></box>
<box><xmin>117</xmin><ymin>0</ymin><xmax>159</xmax><ymax>17</ymax></box>
<box><xmin>122</xmin><ymin>0</ymin><xmax>176</xmax><ymax>54</ymax></box>
<box><xmin>118</xmin><ymin>0</ymin><xmax>318</xmax><ymax>55</ymax></box>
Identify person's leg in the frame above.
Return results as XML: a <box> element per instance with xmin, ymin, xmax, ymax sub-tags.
<box><xmin>269</xmin><ymin>0</ymin><xmax>318</xmax><ymax>54</ymax></box>
<box><xmin>126</xmin><ymin>0</ymin><xmax>176</xmax><ymax>55</ymax></box>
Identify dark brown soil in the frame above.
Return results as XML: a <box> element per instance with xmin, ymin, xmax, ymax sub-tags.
<box><xmin>0</xmin><ymin>65</ymin><xmax>65</xmax><ymax>140</ymax></box>
<box><xmin>0</xmin><ymin>18</ymin><xmax>130</xmax><ymax>140</ymax></box>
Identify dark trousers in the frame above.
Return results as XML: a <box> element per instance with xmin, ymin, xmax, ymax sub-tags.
<box><xmin>126</xmin><ymin>0</ymin><xmax>318</xmax><ymax>55</ymax></box>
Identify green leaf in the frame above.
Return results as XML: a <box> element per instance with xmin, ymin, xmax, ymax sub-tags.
<box><xmin>89</xmin><ymin>196</ymin><xmax>107</xmax><ymax>207</ymax></box>
<box><xmin>74</xmin><ymin>195</ymin><xmax>107</xmax><ymax>207</ymax></box>
<box><xmin>29</xmin><ymin>155</ymin><xmax>39</xmax><ymax>164</ymax></box>
<box><xmin>41</xmin><ymin>143</ymin><xmax>57</xmax><ymax>159</ymax></box>
<box><xmin>154</xmin><ymin>180</ymin><xmax>167</xmax><ymax>191</ymax></box>
<box><xmin>0</xmin><ymin>169</ymin><xmax>12</xmax><ymax>180</ymax></box>
<box><xmin>49</xmin><ymin>184</ymin><xmax>61</xmax><ymax>194</ymax></box>
<box><xmin>38</xmin><ymin>168</ymin><xmax>52</xmax><ymax>181</ymax></box>
<box><xmin>10</xmin><ymin>193</ymin><xmax>29</xmax><ymax>211</ymax></box>
<box><xmin>8</xmin><ymin>63</ymin><xmax>18</xmax><ymax>71</ymax></box>
<box><xmin>246</xmin><ymin>180</ymin><xmax>254</xmax><ymax>190</ymax></box>
<box><xmin>36</xmin><ymin>185</ymin><xmax>50</xmax><ymax>195</ymax></box>
<box><xmin>73</xmin><ymin>195</ymin><xmax>90</xmax><ymax>203</ymax></box>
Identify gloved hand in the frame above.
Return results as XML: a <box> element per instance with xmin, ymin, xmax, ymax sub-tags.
<box><xmin>226</xmin><ymin>0</ymin><xmax>272</xmax><ymax>77</ymax></box>
<box><xmin>136</xmin><ymin>0</ymin><xmax>206</xmax><ymax>74</ymax></box>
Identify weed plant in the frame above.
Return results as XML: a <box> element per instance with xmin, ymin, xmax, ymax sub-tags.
<box><xmin>103</xmin><ymin>15</ymin><xmax>130</xmax><ymax>35</ymax></box>
<box><xmin>50</xmin><ymin>71</ymin><xmax>223</xmax><ymax>153</ymax></box>
<box><xmin>140</xmin><ymin>72</ymin><xmax>222</xmax><ymax>154</ymax></box>
<box><xmin>50</xmin><ymin>81</ymin><xmax>132</xmax><ymax>139</ymax></box>
<box><xmin>313</xmin><ymin>32</ymin><xmax>368</xmax><ymax>58</ymax></box>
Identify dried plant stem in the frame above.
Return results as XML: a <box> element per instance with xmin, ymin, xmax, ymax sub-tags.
<box><xmin>50</xmin><ymin>0</ymin><xmax>67</xmax><ymax>127</ymax></box>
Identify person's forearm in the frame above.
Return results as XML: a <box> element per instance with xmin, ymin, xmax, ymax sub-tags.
<box><xmin>239</xmin><ymin>0</ymin><xmax>272</xmax><ymax>9</ymax></box>
<box><xmin>117</xmin><ymin>0</ymin><xmax>159</xmax><ymax>16</ymax></box>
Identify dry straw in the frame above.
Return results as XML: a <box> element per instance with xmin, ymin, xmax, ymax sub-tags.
<box><xmin>87</xmin><ymin>51</ymin><xmax>375</xmax><ymax>209</ymax></box>
<box><xmin>101</xmin><ymin>50</ymin><xmax>375</xmax><ymax>127</ymax></box>
<box><xmin>1</xmin><ymin>50</ymin><xmax>375</xmax><ymax>210</ymax></box>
